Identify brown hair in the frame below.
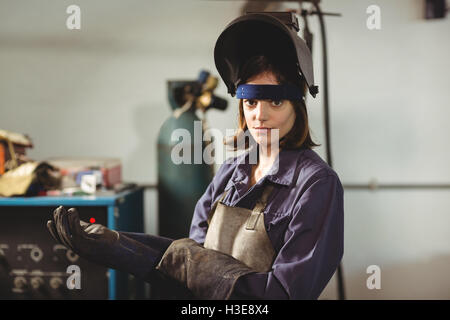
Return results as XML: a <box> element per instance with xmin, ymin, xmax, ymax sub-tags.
<box><xmin>225</xmin><ymin>55</ymin><xmax>320</xmax><ymax>150</ymax></box>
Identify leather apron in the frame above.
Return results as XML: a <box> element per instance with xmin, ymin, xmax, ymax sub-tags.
<box><xmin>204</xmin><ymin>184</ymin><xmax>276</xmax><ymax>272</ymax></box>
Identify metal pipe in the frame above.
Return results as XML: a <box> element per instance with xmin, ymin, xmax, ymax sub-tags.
<box><xmin>343</xmin><ymin>183</ymin><xmax>450</xmax><ymax>190</ymax></box>
<box><xmin>139</xmin><ymin>183</ymin><xmax>450</xmax><ymax>191</ymax></box>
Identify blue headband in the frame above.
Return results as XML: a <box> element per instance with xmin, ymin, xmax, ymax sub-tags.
<box><xmin>236</xmin><ymin>84</ymin><xmax>304</xmax><ymax>101</ymax></box>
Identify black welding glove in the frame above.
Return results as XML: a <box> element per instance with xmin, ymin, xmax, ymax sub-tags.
<box><xmin>156</xmin><ymin>238</ymin><xmax>256</xmax><ymax>300</ymax></box>
<box><xmin>46</xmin><ymin>206</ymin><xmax>165</xmax><ymax>281</ymax></box>
<box><xmin>119</xmin><ymin>231</ymin><xmax>173</xmax><ymax>253</ymax></box>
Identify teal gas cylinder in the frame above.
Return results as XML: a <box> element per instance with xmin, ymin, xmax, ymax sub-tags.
<box><xmin>157</xmin><ymin>76</ymin><xmax>226</xmax><ymax>239</ymax></box>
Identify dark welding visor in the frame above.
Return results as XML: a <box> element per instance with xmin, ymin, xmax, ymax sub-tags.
<box><xmin>214</xmin><ymin>12</ymin><xmax>318</xmax><ymax>98</ymax></box>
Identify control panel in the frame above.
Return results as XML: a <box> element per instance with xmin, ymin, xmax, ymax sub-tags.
<box><xmin>0</xmin><ymin>206</ymin><xmax>109</xmax><ymax>299</ymax></box>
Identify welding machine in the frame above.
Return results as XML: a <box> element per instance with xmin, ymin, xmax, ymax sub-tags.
<box><xmin>0</xmin><ymin>187</ymin><xmax>145</xmax><ymax>300</ymax></box>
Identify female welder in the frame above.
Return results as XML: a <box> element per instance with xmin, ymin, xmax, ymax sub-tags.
<box><xmin>47</xmin><ymin>12</ymin><xmax>344</xmax><ymax>300</ymax></box>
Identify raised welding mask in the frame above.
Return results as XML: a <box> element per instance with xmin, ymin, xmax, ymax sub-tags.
<box><xmin>214</xmin><ymin>12</ymin><xmax>318</xmax><ymax>99</ymax></box>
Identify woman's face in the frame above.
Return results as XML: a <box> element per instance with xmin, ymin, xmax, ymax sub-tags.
<box><xmin>242</xmin><ymin>71</ymin><xmax>296</xmax><ymax>148</ymax></box>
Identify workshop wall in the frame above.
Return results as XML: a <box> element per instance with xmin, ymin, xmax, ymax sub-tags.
<box><xmin>1</xmin><ymin>0</ymin><xmax>449</xmax><ymax>299</ymax></box>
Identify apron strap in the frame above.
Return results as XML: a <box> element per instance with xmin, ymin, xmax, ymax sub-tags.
<box><xmin>207</xmin><ymin>188</ymin><xmax>229</xmax><ymax>224</ymax></box>
<box><xmin>246</xmin><ymin>184</ymin><xmax>274</xmax><ymax>230</ymax></box>
<box><xmin>252</xmin><ymin>184</ymin><xmax>275</xmax><ymax>213</ymax></box>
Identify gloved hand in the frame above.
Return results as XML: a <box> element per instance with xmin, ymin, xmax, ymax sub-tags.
<box><xmin>156</xmin><ymin>238</ymin><xmax>256</xmax><ymax>300</ymax></box>
<box><xmin>47</xmin><ymin>206</ymin><xmax>164</xmax><ymax>280</ymax></box>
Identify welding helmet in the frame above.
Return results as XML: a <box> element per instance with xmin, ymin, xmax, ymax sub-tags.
<box><xmin>214</xmin><ymin>12</ymin><xmax>318</xmax><ymax>99</ymax></box>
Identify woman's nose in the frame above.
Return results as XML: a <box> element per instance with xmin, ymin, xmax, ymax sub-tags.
<box><xmin>255</xmin><ymin>101</ymin><xmax>269</xmax><ymax>121</ymax></box>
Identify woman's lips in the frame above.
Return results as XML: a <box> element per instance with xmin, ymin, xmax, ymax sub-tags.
<box><xmin>253</xmin><ymin>127</ymin><xmax>271</xmax><ymax>134</ymax></box>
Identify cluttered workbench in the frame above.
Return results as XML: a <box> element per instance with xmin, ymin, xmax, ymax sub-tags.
<box><xmin>0</xmin><ymin>129</ymin><xmax>146</xmax><ymax>299</ymax></box>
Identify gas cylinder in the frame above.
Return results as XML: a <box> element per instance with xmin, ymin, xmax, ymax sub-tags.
<box><xmin>157</xmin><ymin>73</ymin><xmax>227</xmax><ymax>239</ymax></box>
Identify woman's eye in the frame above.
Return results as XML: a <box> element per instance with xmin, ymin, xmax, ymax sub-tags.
<box><xmin>244</xmin><ymin>99</ymin><xmax>257</xmax><ymax>106</ymax></box>
<box><xmin>271</xmin><ymin>100</ymin><xmax>283</xmax><ymax>107</ymax></box>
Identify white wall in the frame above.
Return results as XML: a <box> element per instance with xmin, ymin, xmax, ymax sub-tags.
<box><xmin>1</xmin><ymin>0</ymin><xmax>449</xmax><ymax>299</ymax></box>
